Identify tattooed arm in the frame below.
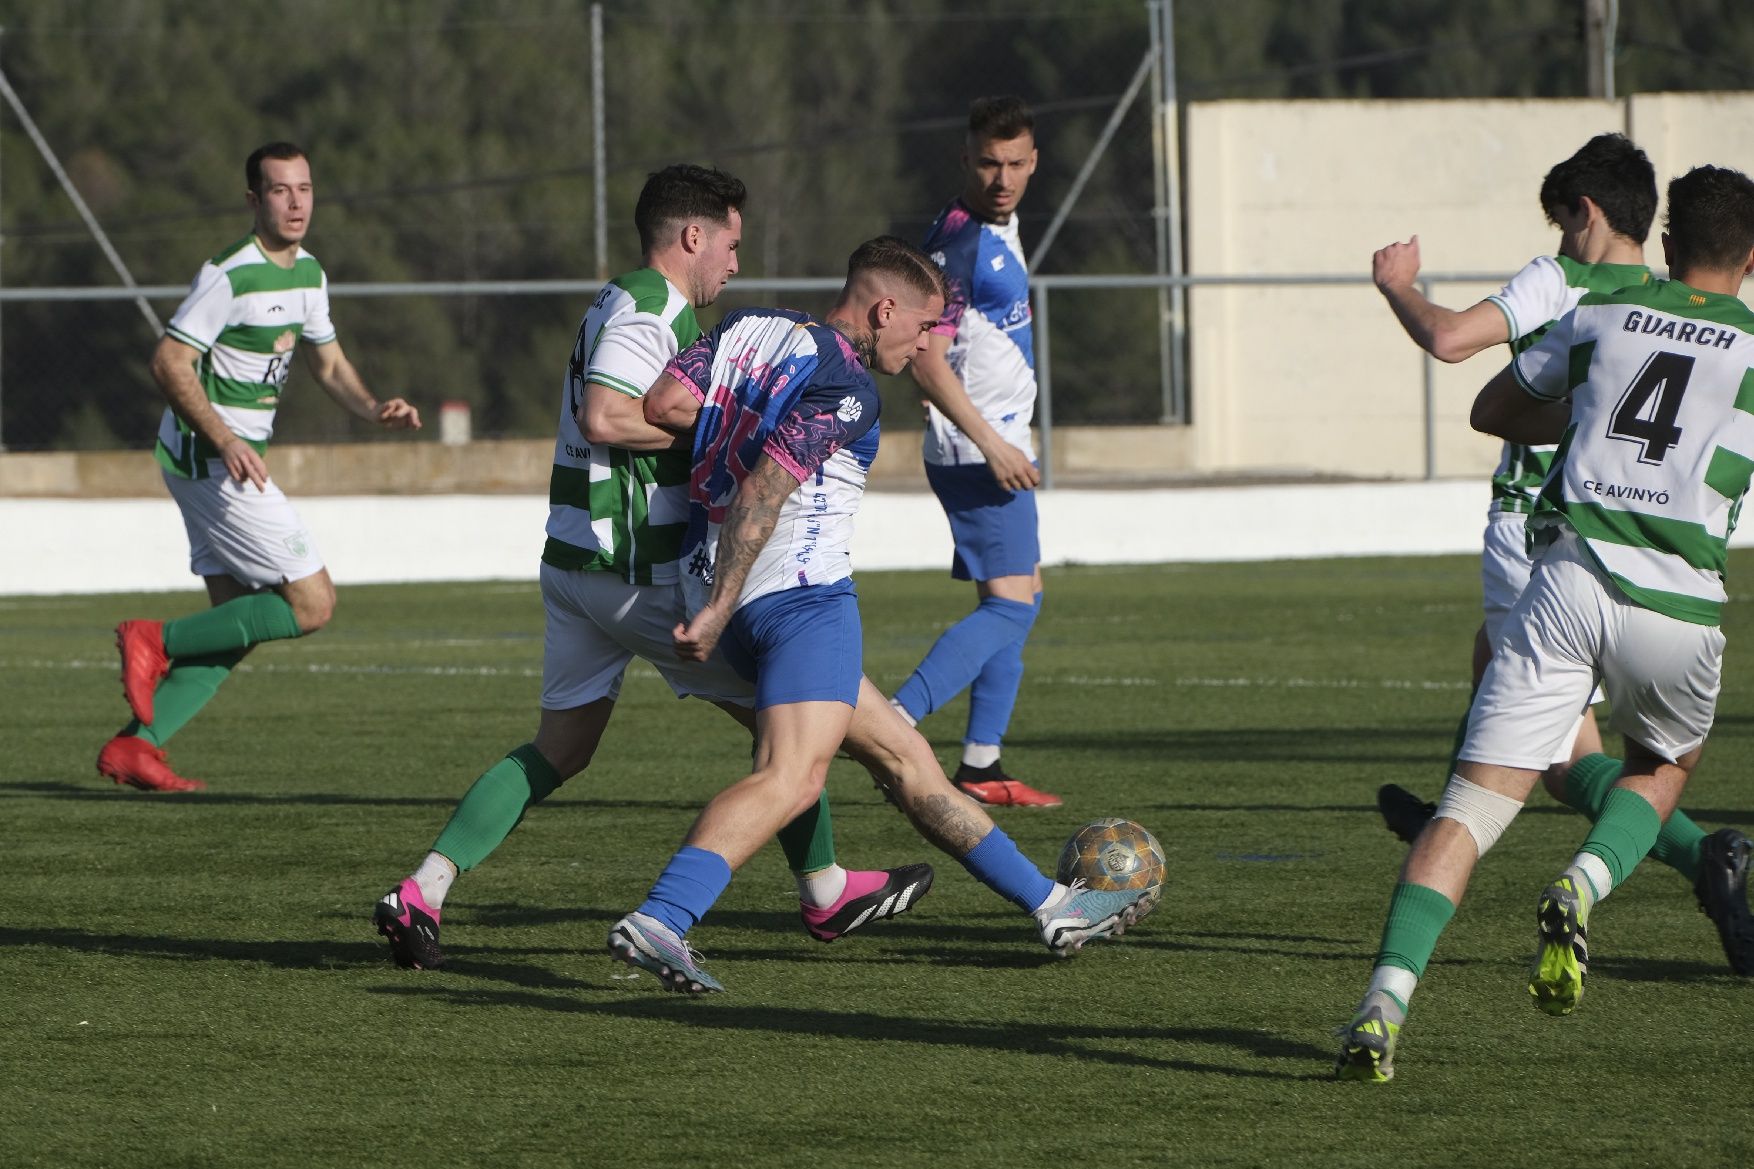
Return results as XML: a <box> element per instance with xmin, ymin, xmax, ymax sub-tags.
<box><xmin>673</xmin><ymin>454</ymin><xmax>800</xmax><ymax>662</ymax></box>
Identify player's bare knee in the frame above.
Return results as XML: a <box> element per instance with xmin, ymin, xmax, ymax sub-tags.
<box><xmin>1432</xmin><ymin>772</ymin><xmax>1525</xmax><ymax>857</ymax></box>
<box><xmin>293</xmin><ymin>595</ymin><xmax>334</xmax><ymax>634</ymax></box>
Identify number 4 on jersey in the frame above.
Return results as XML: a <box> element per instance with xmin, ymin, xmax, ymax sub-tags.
<box><xmin>1608</xmin><ymin>350</ymin><xmax>1693</xmax><ymax>465</ymax></box>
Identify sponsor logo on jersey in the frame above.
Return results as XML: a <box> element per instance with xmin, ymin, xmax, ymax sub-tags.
<box><xmin>836</xmin><ymin>395</ymin><xmax>863</xmax><ymax>423</ymax></box>
<box><xmin>990</xmin><ymin>254</ymin><xmax>1006</xmax><ymax>271</ymax></box>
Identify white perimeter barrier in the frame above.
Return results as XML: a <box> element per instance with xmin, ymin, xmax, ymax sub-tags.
<box><xmin>5</xmin><ymin>479</ymin><xmax>1713</xmax><ymax>596</ymax></box>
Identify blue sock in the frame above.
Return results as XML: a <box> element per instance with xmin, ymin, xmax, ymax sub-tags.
<box><xmin>966</xmin><ymin>591</ymin><xmax>1041</xmax><ymax>745</ymax></box>
<box><xmin>895</xmin><ymin>594</ymin><xmax>1038</xmax><ymax>721</ymax></box>
<box><xmin>959</xmin><ymin>825</ymin><xmax>1056</xmax><ymax>912</ymax></box>
<box><xmin>636</xmin><ymin>845</ymin><xmax>733</xmax><ymax>937</ymax></box>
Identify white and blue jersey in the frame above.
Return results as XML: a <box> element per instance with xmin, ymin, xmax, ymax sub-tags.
<box><xmin>665</xmin><ymin>308</ymin><xmax>881</xmax><ymax>611</ymax></box>
<box><xmin>923</xmin><ymin>197</ymin><xmax>1036</xmax><ymax>467</ymax></box>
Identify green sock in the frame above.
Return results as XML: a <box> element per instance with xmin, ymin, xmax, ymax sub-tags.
<box><xmin>1560</xmin><ymin>753</ymin><xmax>1622</xmax><ymax>816</ymax></box>
<box><xmin>1374</xmin><ymin>882</ymin><xmax>1458</xmax><ymax>977</ymax></box>
<box><xmin>775</xmin><ymin>790</ymin><xmax>838</xmax><ymax>874</ymax></box>
<box><xmin>1650</xmin><ymin>807</ymin><xmax>1706</xmax><ymax>882</ymax></box>
<box><xmin>1579</xmin><ymin>786</ymin><xmax>1664</xmax><ymax>890</ymax></box>
<box><xmin>431</xmin><ymin>744</ymin><xmax>565</xmax><ymax>871</ymax></box>
<box><xmin>163</xmin><ymin>593</ymin><xmax>302</xmax><ymax>659</ymax></box>
<box><xmin>1563</xmin><ymin>754</ymin><xmax>1704</xmax><ymax>881</ymax></box>
<box><xmin>127</xmin><ymin>650</ymin><xmax>247</xmax><ymax>746</ymax></box>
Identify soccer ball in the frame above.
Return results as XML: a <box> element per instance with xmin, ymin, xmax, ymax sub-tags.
<box><xmin>1055</xmin><ymin>818</ymin><xmax>1165</xmax><ymax>919</ymax></box>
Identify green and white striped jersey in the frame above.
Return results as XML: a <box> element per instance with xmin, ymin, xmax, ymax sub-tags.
<box><xmin>1516</xmin><ymin>278</ymin><xmax>1754</xmax><ymax>626</ymax></box>
<box><xmin>541</xmin><ymin>268</ymin><xmax>698</xmax><ymax>584</ymax></box>
<box><xmin>1486</xmin><ymin>254</ymin><xmax>1651</xmax><ymax>514</ymax></box>
<box><xmin>155</xmin><ymin>235</ymin><xmax>336</xmax><ymax>479</ymax></box>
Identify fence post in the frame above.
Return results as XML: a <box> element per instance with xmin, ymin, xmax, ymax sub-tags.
<box><xmin>1420</xmin><ymin>277</ymin><xmax>1436</xmax><ymax>480</ymax></box>
<box><xmin>1034</xmin><ymin>284</ymin><xmax>1053</xmax><ymax>489</ymax></box>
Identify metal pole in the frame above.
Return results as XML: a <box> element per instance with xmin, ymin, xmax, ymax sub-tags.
<box><xmin>0</xmin><ymin>27</ymin><xmax>6</xmax><ymax>452</ymax></box>
<box><xmin>0</xmin><ymin>63</ymin><xmax>160</xmax><ymax>335</ymax></box>
<box><xmin>1583</xmin><ymin>0</ymin><xmax>1611</xmax><ymax>99</ymax></box>
<box><xmin>1147</xmin><ymin>1</ymin><xmax>1172</xmax><ymax>426</ymax></box>
<box><xmin>1030</xmin><ymin>50</ymin><xmax>1153</xmax><ymax>272</ymax></box>
<box><xmin>1161</xmin><ymin>0</ymin><xmax>1188</xmax><ymax>424</ymax></box>
<box><xmin>1420</xmin><ymin>278</ymin><xmax>1436</xmax><ymax>480</ymax></box>
<box><xmin>1033</xmin><ymin>284</ymin><xmax>1053</xmax><ymax>490</ymax></box>
<box><xmin>591</xmin><ymin>3</ymin><xmax>607</xmax><ymax>280</ymax></box>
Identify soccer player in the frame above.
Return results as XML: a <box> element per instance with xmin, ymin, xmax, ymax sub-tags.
<box><xmin>373</xmin><ymin>166</ymin><xmax>932</xmax><ymax>970</ymax></box>
<box><xmin>605</xmin><ymin>237</ymin><xmax>1152</xmax><ymax>993</ymax></box>
<box><xmin>1369</xmin><ymin>134</ymin><xmax>1753</xmax><ymax>974</ymax></box>
<box><xmin>100</xmin><ymin>142</ymin><xmax>421</xmax><ymax>793</ymax></box>
<box><xmin>1337</xmin><ymin>165</ymin><xmax>1754</xmax><ymax>1082</ymax></box>
<box><xmin>890</xmin><ymin>95</ymin><xmax>1058</xmax><ymax>808</ymax></box>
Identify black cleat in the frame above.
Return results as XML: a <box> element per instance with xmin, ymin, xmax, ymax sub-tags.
<box><xmin>801</xmin><ymin>863</ymin><xmax>935</xmax><ymax>942</ymax></box>
<box><xmin>1695</xmin><ymin>827</ymin><xmax>1754</xmax><ymax>976</ymax></box>
<box><xmin>374</xmin><ymin>878</ymin><xmax>446</xmax><ymax>970</ymax></box>
<box><xmin>1376</xmin><ymin>784</ymin><xmax>1436</xmax><ymax>845</ymax></box>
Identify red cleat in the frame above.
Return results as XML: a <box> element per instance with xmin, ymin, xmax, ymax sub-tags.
<box><xmin>115</xmin><ymin>619</ymin><xmax>169</xmax><ymax>725</ymax></box>
<box><xmin>954</xmin><ymin>761</ymin><xmax>1063</xmax><ymax>808</ymax></box>
<box><xmin>97</xmin><ymin>734</ymin><xmax>205</xmax><ymax>793</ymax></box>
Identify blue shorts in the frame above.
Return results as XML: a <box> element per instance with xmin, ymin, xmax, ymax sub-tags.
<box><xmin>719</xmin><ymin>578</ymin><xmax>862</xmax><ymax>710</ymax></box>
<box><xmin>925</xmin><ymin>460</ymin><xmax>1041</xmax><ymax>582</ymax></box>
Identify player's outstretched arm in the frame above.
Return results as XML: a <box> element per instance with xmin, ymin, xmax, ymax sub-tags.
<box><xmin>304</xmin><ymin>340</ymin><xmax>422</xmax><ymax>430</ymax></box>
<box><xmin>674</xmin><ymin>454</ymin><xmax>798</xmax><ymax>662</ymax></box>
<box><xmin>908</xmin><ymin>332</ymin><xmax>1040</xmax><ymax>492</ymax></box>
<box><xmin>1373</xmin><ymin>236</ymin><xmax>1509</xmax><ymax>363</ymax></box>
<box><xmin>150</xmin><ymin>334</ymin><xmax>268</xmax><ymax>491</ymax></box>
<box><xmin>1470</xmin><ymin>365</ymin><xmax>1570</xmax><ymax>445</ymax></box>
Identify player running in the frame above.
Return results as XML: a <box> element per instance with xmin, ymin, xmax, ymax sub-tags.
<box><xmin>890</xmin><ymin>96</ymin><xmax>1058</xmax><ymax>808</ymax></box>
<box><xmin>372</xmin><ymin>167</ymin><xmax>931</xmax><ymax>970</ymax></box>
<box><xmin>1338</xmin><ymin>165</ymin><xmax>1754</xmax><ymax>1081</ymax></box>
<box><xmin>605</xmin><ymin>237</ymin><xmax>1151</xmax><ymax>993</ymax></box>
<box><xmin>103</xmin><ymin>142</ymin><xmax>421</xmax><ymax>793</ymax></box>
<box><xmin>1369</xmin><ymin>134</ymin><xmax>1752</xmax><ymax>975</ymax></box>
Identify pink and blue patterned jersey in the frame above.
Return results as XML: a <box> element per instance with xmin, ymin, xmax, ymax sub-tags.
<box><xmin>664</xmin><ymin>308</ymin><xmax>882</xmax><ymax>609</ymax></box>
<box><xmin>922</xmin><ymin>197</ymin><xmax>1037</xmax><ymax>467</ymax></box>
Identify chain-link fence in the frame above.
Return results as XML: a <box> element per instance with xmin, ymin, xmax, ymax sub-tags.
<box><xmin>0</xmin><ymin>0</ymin><xmax>1172</xmax><ymax>452</ymax></box>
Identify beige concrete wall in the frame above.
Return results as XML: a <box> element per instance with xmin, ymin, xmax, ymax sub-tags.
<box><xmin>0</xmin><ymin>424</ymin><xmax>1201</xmax><ymax>498</ymax></box>
<box><xmin>1184</xmin><ymin>93</ymin><xmax>1754</xmax><ymax>479</ymax></box>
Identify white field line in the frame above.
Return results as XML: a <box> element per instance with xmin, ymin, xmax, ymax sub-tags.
<box><xmin>3</xmin><ymin>657</ymin><xmax>1470</xmax><ymax>691</ymax></box>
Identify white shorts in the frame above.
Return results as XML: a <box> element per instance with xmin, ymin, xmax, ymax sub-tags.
<box><xmin>1480</xmin><ymin>510</ymin><xmax>1534</xmax><ymax>645</ymax></box>
<box><xmin>163</xmin><ymin>470</ymin><xmax>324</xmax><ymax>589</ymax></box>
<box><xmin>1461</xmin><ymin>528</ymin><xmax>1723</xmax><ymax>769</ymax></box>
<box><xmin>539</xmin><ymin>562</ymin><xmax>756</xmax><ymax>710</ymax></box>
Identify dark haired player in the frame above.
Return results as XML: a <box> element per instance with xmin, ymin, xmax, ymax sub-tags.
<box><xmin>1340</xmin><ymin>165</ymin><xmax>1754</xmax><ymax>1081</ymax></box>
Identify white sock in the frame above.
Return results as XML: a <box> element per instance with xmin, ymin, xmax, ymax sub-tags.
<box><xmin>1032</xmin><ymin>882</ymin><xmax>1071</xmax><ymax>915</ymax></box>
<box><xmin>1364</xmin><ymin>964</ymin><xmax>1418</xmax><ymax>1017</ymax></box>
<box><xmin>889</xmin><ymin>698</ymin><xmax>918</xmax><ymax>728</ymax></box>
<box><xmin>962</xmin><ymin>742</ymin><xmax>1001</xmax><ymax>769</ymax></box>
<box><xmin>413</xmin><ymin>852</ymin><xmax>458</xmax><ymax>910</ymax></box>
<box><xmin>1565</xmin><ymin>854</ymin><xmax>1612</xmax><ymax>905</ymax></box>
<box><xmin>796</xmin><ymin>863</ymin><xmax>848</xmax><ymax>909</ymax></box>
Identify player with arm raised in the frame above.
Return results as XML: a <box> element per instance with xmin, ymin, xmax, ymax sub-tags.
<box><xmin>372</xmin><ymin>167</ymin><xmax>932</xmax><ymax>970</ymax></box>
<box><xmin>1369</xmin><ymin>135</ymin><xmax>1751</xmax><ymax>975</ymax></box>
<box><xmin>100</xmin><ymin>142</ymin><xmax>420</xmax><ymax>793</ymax></box>
<box><xmin>1338</xmin><ymin>166</ymin><xmax>1754</xmax><ymax>1082</ymax></box>
<box><xmin>890</xmin><ymin>96</ymin><xmax>1058</xmax><ymax>809</ymax></box>
<box><xmin>606</xmin><ymin>238</ymin><xmax>1152</xmax><ymax>993</ymax></box>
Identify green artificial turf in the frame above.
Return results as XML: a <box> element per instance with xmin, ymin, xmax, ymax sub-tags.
<box><xmin>3</xmin><ymin>558</ymin><xmax>1751</xmax><ymax>1168</ymax></box>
